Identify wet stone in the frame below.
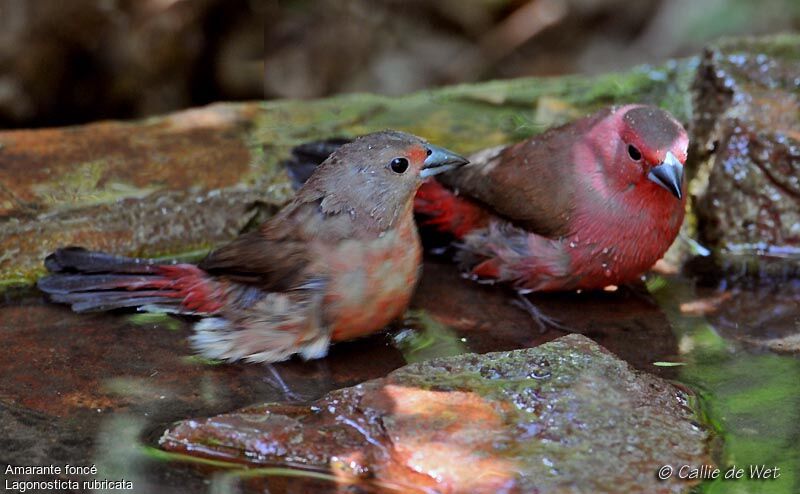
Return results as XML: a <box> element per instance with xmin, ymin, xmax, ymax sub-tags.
<box><xmin>691</xmin><ymin>34</ymin><xmax>800</xmax><ymax>276</ymax></box>
<box><xmin>160</xmin><ymin>334</ymin><xmax>711</xmax><ymax>494</ymax></box>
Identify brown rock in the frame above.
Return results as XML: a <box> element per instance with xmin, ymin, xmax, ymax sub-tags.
<box><xmin>691</xmin><ymin>35</ymin><xmax>800</xmax><ymax>277</ymax></box>
<box><xmin>0</xmin><ymin>103</ymin><xmax>291</xmax><ymax>285</ymax></box>
<box><xmin>161</xmin><ymin>334</ymin><xmax>710</xmax><ymax>493</ymax></box>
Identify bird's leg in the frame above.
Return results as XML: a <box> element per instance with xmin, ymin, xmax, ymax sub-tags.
<box><xmin>512</xmin><ymin>291</ymin><xmax>573</xmax><ymax>334</ymax></box>
<box><xmin>263</xmin><ymin>364</ymin><xmax>304</xmax><ymax>402</ymax></box>
<box><xmin>311</xmin><ymin>358</ymin><xmax>334</xmax><ymax>395</ymax></box>
<box><xmin>619</xmin><ymin>282</ymin><xmax>659</xmax><ymax>306</ymax></box>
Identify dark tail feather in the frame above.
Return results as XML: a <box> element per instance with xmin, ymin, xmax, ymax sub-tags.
<box><xmin>48</xmin><ymin>291</ymin><xmax>179</xmax><ymax>313</ymax></box>
<box><xmin>38</xmin><ymin>248</ymin><xmax>214</xmax><ymax>314</ymax></box>
<box><xmin>37</xmin><ymin>273</ymin><xmax>171</xmax><ymax>294</ymax></box>
<box><xmin>44</xmin><ymin>247</ymin><xmax>161</xmax><ymax>274</ymax></box>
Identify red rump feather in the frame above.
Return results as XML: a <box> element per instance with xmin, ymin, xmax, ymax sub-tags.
<box><xmin>156</xmin><ymin>264</ymin><xmax>225</xmax><ymax>313</ymax></box>
<box><xmin>414</xmin><ymin>180</ymin><xmax>490</xmax><ymax>239</ymax></box>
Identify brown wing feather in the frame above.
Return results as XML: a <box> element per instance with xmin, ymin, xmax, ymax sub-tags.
<box><xmin>198</xmin><ymin>199</ymin><xmax>323</xmax><ymax>290</ymax></box>
<box><xmin>438</xmin><ymin>110</ymin><xmax>608</xmax><ymax>238</ymax></box>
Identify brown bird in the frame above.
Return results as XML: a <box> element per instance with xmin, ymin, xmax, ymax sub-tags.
<box><xmin>38</xmin><ymin>131</ymin><xmax>468</xmax><ymax>363</ymax></box>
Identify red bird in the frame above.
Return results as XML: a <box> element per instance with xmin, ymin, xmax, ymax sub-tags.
<box><xmin>38</xmin><ymin>131</ymin><xmax>468</xmax><ymax>363</ymax></box>
<box><xmin>414</xmin><ymin>104</ymin><xmax>688</xmax><ymax>296</ymax></box>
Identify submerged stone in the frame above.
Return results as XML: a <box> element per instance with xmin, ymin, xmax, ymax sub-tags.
<box><xmin>687</xmin><ymin>280</ymin><xmax>800</xmax><ymax>354</ymax></box>
<box><xmin>161</xmin><ymin>334</ymin><xmax>710</xmax><ymax>493</ymax></box>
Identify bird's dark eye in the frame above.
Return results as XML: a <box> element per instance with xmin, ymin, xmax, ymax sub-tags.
<box><xmin>390</xmin><ymin>157</ymin><xmax>409</xmax><ymax>174</ymax></box>
<box><xmin>627</xmin><ymin>144</ymin><xmax>642</xmax><ymax>161</ymax></box>
<box><xmin>426</xmin><ymin>148</ymin><xmax>432</xmax><ymax>156</ymax></box>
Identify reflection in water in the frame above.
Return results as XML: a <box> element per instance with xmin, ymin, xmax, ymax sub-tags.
<box><xmin>93</xmin><ymin>415</ymin><xmax>149</xmax><ymax>492</ymax></box>
<box><xmin>704</xmin><ymin>281</ymin><xmax>800</xmax><ymax>354</ymax></box>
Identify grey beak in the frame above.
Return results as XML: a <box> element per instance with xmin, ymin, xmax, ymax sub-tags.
<box><xmin>647</xmin><ymin>151</ymin><xmax>684</xmax><ymax>199</ymax></box>
<box><xmin>420</xmin><ymin>144</ymin><xmax>469</xmax><ymax>178</ymax></box>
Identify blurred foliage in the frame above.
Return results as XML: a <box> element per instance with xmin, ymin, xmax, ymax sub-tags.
<box><xmin>264</xmin><ymin>0</ymin><xmax>800</xmax><ymax>100</ymax></box>
<box><xmin>2</xmin><ymin>0</ymin><xmax>798</xmax><ymax>128</ymax></box>
<box><xmin>0</xmin><ymin>0</ymin><xmax>264</xmax><ymax>128</ymax></box>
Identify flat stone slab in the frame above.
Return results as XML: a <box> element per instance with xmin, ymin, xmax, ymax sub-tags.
<box><xmin>0</xmin><ymin>103</ymin><xmax>291</xmax><ymax>286</ymax></box>
<box><xmin>161</xmin><ymin>334</ymin><xmax>710</xmax><ymax>493</ymax></box>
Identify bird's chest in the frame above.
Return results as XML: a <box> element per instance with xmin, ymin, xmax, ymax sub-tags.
<box><xmin>320</xmin><ymin>224</ymin><xmax>422</xmax><ymax>341</ymax></box>
<box><xmin>566</xmin><ymin>198</ymin><xmax>684</xmax><ymax>289</ymax></box>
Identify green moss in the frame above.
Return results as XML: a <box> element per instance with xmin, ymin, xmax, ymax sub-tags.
<box><xmin>31</xmin><ymin>160</ymin><xmax>158</xmax><ymax>210</ymax></box>
<box><xmin>714</xmin><ymin>33</ymin><xmax>800</xmax><ymax>60</ymax></box>
<box><xmin>251</xmin><ymin>57</ymin><xmax>696</xmax><ymax>160</ymax></box>
<box><xmin>125</xmin><ymin>313</ymin><xmax>182</xmax><ymax>332</ymax></box>
<box><xmin>392</xmin><ymin>310</ymin><xmax>468</xmax><ymax>364</ymax></box>
<box><xmin>180</xmin><ymin>355</ymin><xmax>224</xmax><ymax>366</ymax></box>
<box><xmin>0</xmin><ymin>276</ymin><xmax>37</xmax><ymax>289</ymax></box>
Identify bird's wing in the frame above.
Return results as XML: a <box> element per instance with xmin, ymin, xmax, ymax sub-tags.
<box><xmin>195</xmin><ymin>197</ymin><xmax>341</xmax><ymax>363</ymax></box>
<box><xmin>438</xmin><ymin>113</ymin><xmax>605</xmax><ymax>238</ymax></box>
<box><xmin>198</xmin><ymin>200</ymin><xmax>326</xmax><ymax>291</ymax></box>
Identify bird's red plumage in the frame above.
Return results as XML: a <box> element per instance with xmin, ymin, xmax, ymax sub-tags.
<box><xmin>156</xmin><ymin>264</ymin><xmax>225</xmax><ymax>313</ymax></box>
<box><xmin>415</xmin><ymin>180</ymin><xmax>490</xmax><ymax>238</ymax></box>
<box><xmin>415</xmin><ymin>104</ymin><xmax>689</xmax><ymax>292</ymax></box>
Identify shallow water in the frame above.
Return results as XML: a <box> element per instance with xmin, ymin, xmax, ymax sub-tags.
<box><xmin>0</xmin><ymin>259</ymin><xmax>798</xmax><ymax>493</ymax></box>
<box><xmin>650</xmin><ymin>277</ymin><xmax>800</xmax><ymax>494</ymax></box>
